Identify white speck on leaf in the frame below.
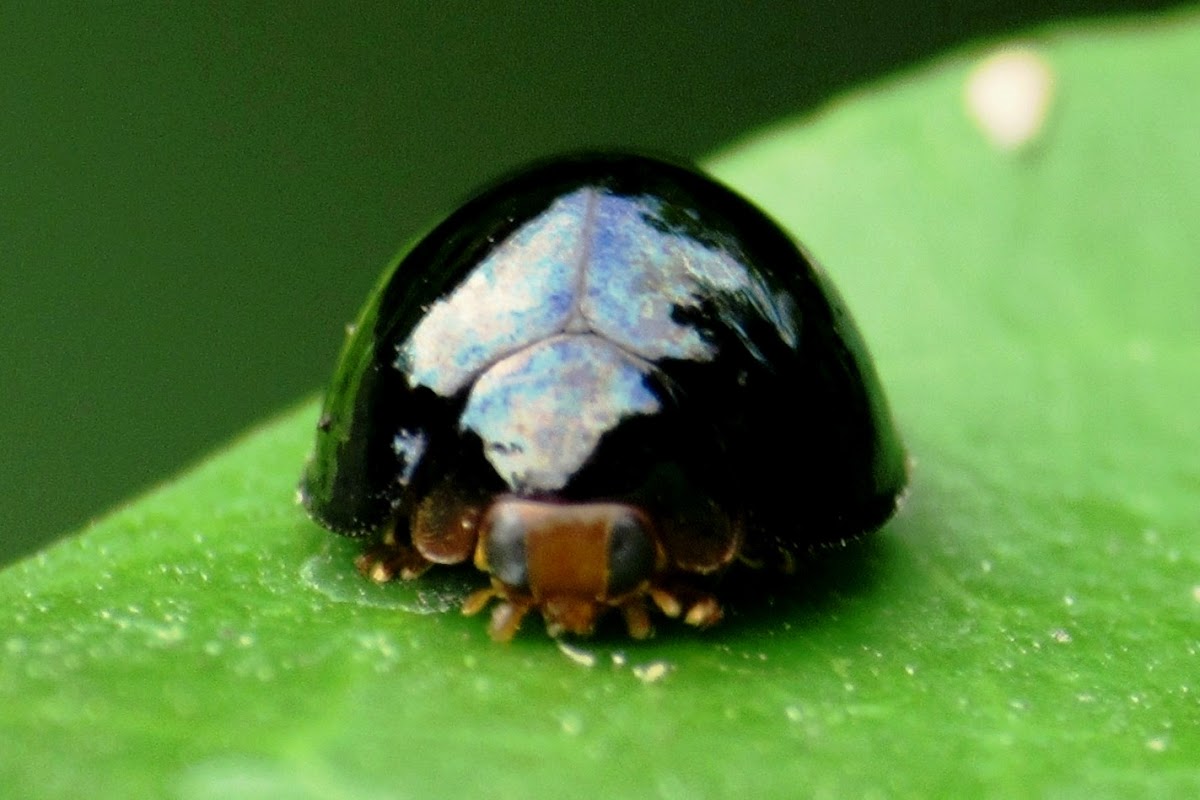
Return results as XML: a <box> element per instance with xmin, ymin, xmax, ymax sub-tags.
<box><xmin>965</xmin><ymin>45</ymin><xmax>1055</xmax><ymax>151</ymax></box>
<box><xmin>557</xmin><ymin>711</ymin><xmax>583</xmax><ymax>736</ymax></box>
<box><xmin>632</xmin><ymin>660</ymin><xmax>672</xmax><ymax>683</ymax></box>
<box><xmin>555</xmin><ymin>640</ymin><xmax>597</xmax><ymax>668</ymax></box>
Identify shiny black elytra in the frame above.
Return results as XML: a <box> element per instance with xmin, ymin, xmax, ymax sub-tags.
<box><xmin>300</xmin><ymin>153</ymin><xmax>906</xmax><ymax>641</ymax></box>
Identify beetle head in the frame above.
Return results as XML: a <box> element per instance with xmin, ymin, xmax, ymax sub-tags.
<box><xmin>469</xmin><ymin>497</ymin><xmax>662</xmax><ymax>640</ymax></box>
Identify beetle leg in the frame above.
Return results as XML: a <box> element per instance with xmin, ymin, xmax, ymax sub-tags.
<box><xmin>461</xmin><ymin>584</ymin><xmax>501</xmax><ymax>616</ymax></box>
<box><xmin>618</xmin><ymin>596</ymin><xmax>654</xmax><ymax>640</ymax></box>
<box><xmin>648</xmin><ymin>581</ymin><xmax>723</xmax><ymax>629</ymax></box>
<box><xmin>411</xmin><ymin>480</ymin><xmax>482</xmax><ymax>565</ymax></box>
<box><xmin>653</xmin><ymin>489</ymin><xmax>742</xmax><ymax>574</ymax></box>
<box><xmin>462</xmin><ymin>582</ymin><xmax>533</xmax><ymax>642</ymax></box>
<box><xmin>683</xmin><ymin>594</ymin><xmax>723</xmax><ymax>628</ymax></box>
<box><xmin>355</xmin><ymin>524</ymin><xmax>434</xmax><ymax>582</ymax></box>
<box><xmin>648</xmin><ymin>586</ymin><xmax>682</xmax><ymax>618</ymax></box>
<box><xmin>487</xmin><ymin>599</ymin><xmax>532</xmax><ymax>642</ymax></box>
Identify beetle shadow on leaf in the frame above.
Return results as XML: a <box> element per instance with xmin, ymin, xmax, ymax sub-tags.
<box><xmin>712</xmin><ymin>532</ymin><xmax>901</xmax><ymax>636</ymax></box>
<box><xmin>712</xmin><ymin>467</ymin><xmax>954</xmax><ymax>638</ymax></box>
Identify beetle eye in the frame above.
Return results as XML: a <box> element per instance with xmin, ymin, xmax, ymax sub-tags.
<box><xmin>483</xmin><ymin>506</ymin><xmax>529</xmax><ymax>589</ymax></box>
<box><xmin>607</xmin><ymin>513</ymin><xmax>656</xmax><ymax>596</ymax></box>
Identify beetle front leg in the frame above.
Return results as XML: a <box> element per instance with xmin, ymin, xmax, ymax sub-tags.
<box><xmin>355</xmin><ymin>524</ymin><xmax>434</xmax><ymax>582</ymax></box>
<box><xmin>461</xmin><ymin>581</ymin><xmax>533</xmax><ymax>642</ymax></box>
<box><xmin>648</xmin><ymin>580</ymin><xmax>724</xmax><ymax>628</ymax></box>
<box><xmin>618</xmin><ymin>596</ymin><xmax>655</xmax><ymax>639</ymax></box>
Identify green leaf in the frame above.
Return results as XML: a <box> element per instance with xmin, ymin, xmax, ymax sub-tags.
<box><xmin>4</xmin><ymin>12</ymin><xmax>1199</xmax><ymax>798</ymax></box>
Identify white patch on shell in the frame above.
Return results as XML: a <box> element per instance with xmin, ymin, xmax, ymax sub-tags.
<box><xmin>398</xmin><ymin>191</ymin><xmax>587</xmax><ymax>396</ymax></box>
<box><xmin>965</xmin><ymin>45</ymin><xmax>1055</xmax><ymax>152</ymax></box>
<box><xmin>391</xmin><ymin>428</ymin><xmax>427</xmax><ymax>486</ymax></box>
<box><xmin>392</xmin><ymin>184</ymin><xmax>808</xmax><ymax>492</ymax></box>
<box><xmin>397</xmin><ymin>188</ymin><xmax>774</xmax><ymax>400</ymax></box>
<box><xmin>458</xmin><ymin>334</ymin><xmax>660</xmax><ymax>491</ymax></box>
<box><xmin>581</xmin><ymin>193</ymin><xmax>749</xmax><ymax>361</ymax></box>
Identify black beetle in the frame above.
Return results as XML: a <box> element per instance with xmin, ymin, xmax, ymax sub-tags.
<box><xmin>300</xmin><ymin>153</ymin><xmax>906</xmax><ymax>640</ymax></box>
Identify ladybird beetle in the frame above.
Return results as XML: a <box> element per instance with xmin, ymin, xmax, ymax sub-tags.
<box><xmin>300</xmin><ymin>153</ymin><xmax>906</xmax><ymax>641</ymax></box>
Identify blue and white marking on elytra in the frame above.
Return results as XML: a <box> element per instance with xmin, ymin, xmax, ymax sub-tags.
<box><xmin>390</xmin><ymin>428</ymin><xmax>427</xmax><ymax>487</ymax></box>
<box><xmin>459</xmin><ymin>334</ymin><xmax>659</xmax><ymax>491</ymax></box>
<box><xmin>397</xmin><ymin>186</ymin><xmax>766</xmax><ymax>492</ymax></box>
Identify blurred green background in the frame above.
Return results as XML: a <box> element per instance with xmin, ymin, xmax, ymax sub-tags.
<box><xmin>0</xmin><ymin>1</ymin><xmax>1184</xmax><ymax>564</ymax></box>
